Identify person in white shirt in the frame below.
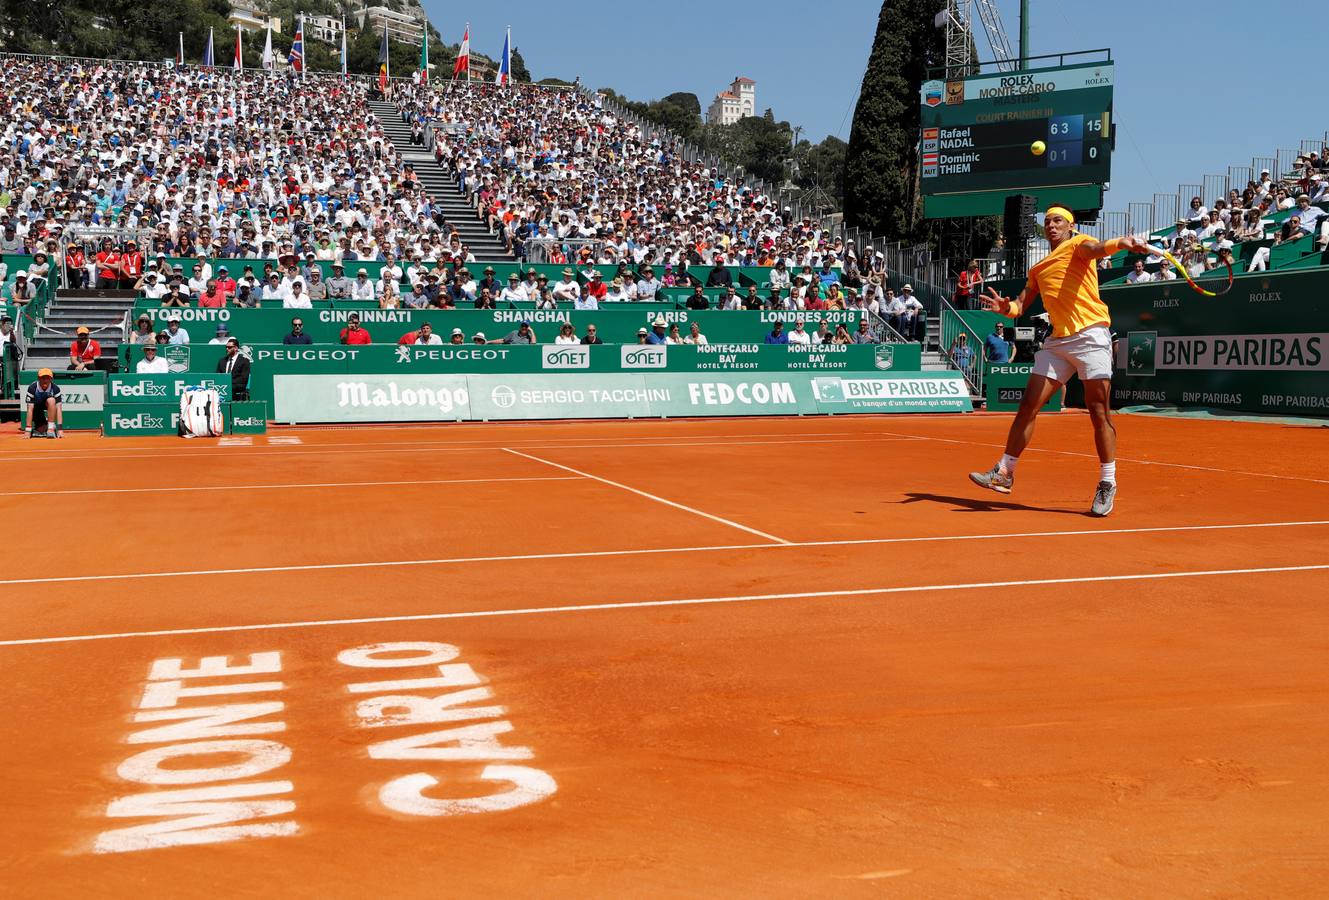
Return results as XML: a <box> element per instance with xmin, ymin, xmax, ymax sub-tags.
<box><xmin>605</xmin><ymin>277</ymin><xmax>630</xmax><ymax>303</ymax></box>
<box><xmin>786</xmin><ymin>320</ymin><xmax>812</xmax><ymax>346</ymax></box>
<box><xmin>187</xmin><ymin>264</ymin><xmax>209</xmax><ymax>295</ymax></box>
<box><xmin>1126</xmin><ymin>260</ymin><xmax>1153</xmax><ymax>284</ymax></box>
<box><xmin>499</xmin><ymin>274</ymin><xmax>527</xmax><ymax>304</ymax></box>
<box><xmin>769</xmin><ymin>263</ymin><xmax>791</xmax><ymax>290</ymax></box>
<box><xmin>350</xmin><ymin>269</ymin><xmax>376</xmax><ymax>301</ymax></box>
<box><xmin>552</xmin><ymin>269</ymin><xmax>580</xmax><ymax>304</ymax></box>
<box><xmin>284</xmin><ymin>281</ymin><xmax>312</xmax><ymax>309</ymax></box>
<box><xmin>635</xmin><ymin>266</ymin><xmax>661</xmax><ymax>301</ymax></box>
<box><xmin>554</xmin><ymin>322</ymin><xmax>580</xmax><ymax>344</ymax></box>
<box><xmin>574</xmin><ymin>292</ymin><xmax>598</xmax><ymax>310</ymax></box>
<box><xmin>139</xmin><ymin>272</ymin><xmax>167</xmax><ymax>299</ymax></box>
<box><xmin>683</xmin><ymin>322</ymin><xmax>708</xmax><ymax>345</ymax></box>
<box><xmin>260</xmin><ymin>274</ymin><xmax>289</xmax><ymax>302</ymax></box>
<box><xmin>1156</xmin><ymin>259</ymin><xmax>1178</xmax><ymax>280</ymax></box>
<box><xmin>208</xmin><ymin>324</ymin><xmax>232</xmax><ymax>345</ymax></box>
<box><xmin>414</xmin><ymin>323</ymin><xmax>444</xmax><ymax>345</ymax></box>
<box><xmin>135</xmin><ymin>341</ymin><xmax>170</xmax><ymax>373</ymax></box>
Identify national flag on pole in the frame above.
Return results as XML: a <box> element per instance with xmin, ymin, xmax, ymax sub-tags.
<box><xmin>415</xmin><ymin>30</ymin><xmax>429</xmax><ymax>84</ymax></box>
<box><xmin>177</xmin><ymin>32</ymin><xmax>184</xmax><ymax>69</ymax></box>
<box><xmin>233</xmin><ymin>27</ymin><xmax>243</xmax><ymax>71</ymax></box>
<box><xmin>262</xmin><ymin>25</ymin><xmax>274</xmax><ymax>71</ymax></box>
<box><xmin>202</xmin><ymin>27</ymin><xmax>214</xmax><ymax>68</ymax></box>
<box><xmin>288</xmin><ymin>14</ymin><xmax>304</xmax><ymax>74</ymax></box>
<box><xmin>340</xmin><ymin>18</ymin><xmax>348</xmax><ymax>76</ymax></box>
<box><xmin>378</xmin><ymin>26</ymin><xmax>390</xmax><ymax>92</ymax></box>
<box><xmin>453</xmin><ymin>24</ymin><xmax>470</xmax><ymax>79</ymax></box>
<box><xmin>495</xmin><ymin>28</ymin><xmax>510</xmax><ymax>86</ymax></box>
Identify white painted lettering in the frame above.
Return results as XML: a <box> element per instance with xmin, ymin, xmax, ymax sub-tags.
<box><xmin>139</xmin><ymin>679</ymin><xmax>284</xmax><ymax>710</ymax></box>
<box><xmin>378</xmin><ymin>766</ymin><xmax>558</xmax><ymax>817</ymax></box>
<box><xmin>117</xmin><ymin>739</ymin><xmax>292</xmax><ymax>785</ymax></box>
<box><xmin>149</xmin><ymin>652</ymin><xmax>282</xmax><ymax>681</ymax></box>
<box><xmin>367</xmin><ymin>721</ymin><xmax>533</xmax><ymax>761</ymax></box>
<box><xmin>128</xmin><ymin>702</ymin><xmax>286</xmax><ymax>744</ymax></box>
<box><xmin>356</xmin><ymin>688</ymin><xmax>503</xmax><ymax>728</ymax></box>
<box><xmin>337</xmin><ymin>641</ymin><xmax>460</xmax><ymax>668</ymax></box>
<box><xmin>94</xmin><ymin>781</ymin><xmax>297</xmax><ymax>854</ymax></box>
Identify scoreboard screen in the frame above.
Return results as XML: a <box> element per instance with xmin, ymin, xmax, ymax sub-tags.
<box><xmin>919</xmin><ymin>61</ymin><xmax>1114</xmax><ymax>214</ymax></box>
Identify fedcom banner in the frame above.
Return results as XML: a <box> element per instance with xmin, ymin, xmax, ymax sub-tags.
<box><xmin>272</xmin><ymin>372</ymin><xmax>971</xmax><ymax>423</ymax></box>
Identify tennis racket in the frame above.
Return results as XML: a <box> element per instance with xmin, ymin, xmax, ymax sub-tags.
<box><xmin>1147</xmin><ymin>245</ymin><xmax>1234</xmax><ymax>297</ymax></box>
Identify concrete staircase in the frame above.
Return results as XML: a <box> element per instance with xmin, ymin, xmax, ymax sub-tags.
<box><xmin>368</xmin><ymin>100</ymin><xmax>512</xmax><ymax>262</ymax></box>
<box><xmin>24</xmin><ymin>288</ymin><xmax>135</xmax><ymax>370</ymax></box>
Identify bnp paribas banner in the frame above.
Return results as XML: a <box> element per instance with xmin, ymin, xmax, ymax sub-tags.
<box><xmin>272</xmin><ymin>372</ymin><xmax>971</xmax><ymax>423</ymax></box>
<box><xmin>1105</xmin><ymin>268</ymin><xmax>1329</xmax><ymax>415</ymax></box>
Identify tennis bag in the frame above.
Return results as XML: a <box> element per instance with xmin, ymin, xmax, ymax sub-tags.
<box><xmin>178</xmin><ymin>387</ymin><xmax>224</xmax><ymax>438</ymax></box>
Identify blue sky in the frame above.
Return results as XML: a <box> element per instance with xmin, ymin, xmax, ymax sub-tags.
<box><xmin>421</xmin><ymin>0</ymin><xmax>1329</xmax><ymax>216</ymax></box>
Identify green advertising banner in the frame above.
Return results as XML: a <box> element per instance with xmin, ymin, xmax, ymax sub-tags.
<box><xmin>169</xmin><ymin>341</ymin><xmax>920</xmax><ymax>410</ymax></box>
<box><xmin>107</xmin><ymin>374</ymin><xmax>231</xmax><ymax>403</ymax></box>
<box><xmin>130</xmin><ymin>306</ymin><xmax>882</xmax><ymax>347</ymax></box>
<box><xmin>1105</xmin><ymin>269</ymin><xmax>1329</xmax><ymax>416</ymax></box>
<box><xmin>228</xmin><ymin>402</ymin><xmax>269</xmax><ymax>434</ymax></box>
<box><xmin>984</xmin><ymin>364</ymin><xmax>1064</xmax><ymax>412</ymax></box>
<box><xmin>103</xmin><ymin>403</ymin><xmax>180</xmax><ymax>436</ymax></box>
<box><xmin>272</xmin><ymin>372</ymin><xmax>972</xmax><ymax>424</ymax></box>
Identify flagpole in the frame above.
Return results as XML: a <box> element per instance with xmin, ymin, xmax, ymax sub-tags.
<box><xmin>178</xmin><ymin>32</ymin><xmax>183</xmax><ymax>69</ymax></box>
<box><xmin>466</xmin><ymin>22</ymin><xmax>470</xmax><ymax>85</ymax></box>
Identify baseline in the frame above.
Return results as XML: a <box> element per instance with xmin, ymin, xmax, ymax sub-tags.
<box><xmin>5</xmin><ymin>562</ymin><xmax>1326</xmax><ymax>647</ymax></box>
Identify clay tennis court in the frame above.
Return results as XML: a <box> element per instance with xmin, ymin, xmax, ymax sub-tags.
<box><xmin>2</xmin><ymin>411</ymin><xmax>1326</xmax><ymax>896</ymax></box>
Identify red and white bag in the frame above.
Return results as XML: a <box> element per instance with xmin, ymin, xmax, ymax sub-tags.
<box><xmin>178</xmin><ymin>387</ymin><xmax>224</xmax><ymax>438</ymax></box>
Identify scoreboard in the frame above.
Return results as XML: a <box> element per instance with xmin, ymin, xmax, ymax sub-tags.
<box><xmin>919</xmin><ymin>61</ymin><xmax>1114</xmax><ymax>218</ymax></box>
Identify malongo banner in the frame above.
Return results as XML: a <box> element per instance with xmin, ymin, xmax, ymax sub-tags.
<box><xmin>272</xmin><ymin>372</ymin><xmax>972</xmax><ymax>423</ymax></box>
<box><xmin>1106</xmin><ymin>268</ymin><xmax>1329</xmax><ymax>415</ymax></box>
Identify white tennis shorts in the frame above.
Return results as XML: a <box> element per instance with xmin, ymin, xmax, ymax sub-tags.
<box><xmin>1032</xmin><ymin>324</ymin><xmax>1113</xmax><ymax>384</ymax></box>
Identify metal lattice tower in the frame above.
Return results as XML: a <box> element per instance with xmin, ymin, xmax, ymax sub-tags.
<box><xmin>940</xmin><ymin>0</ymin><xmax>1017</xmax><ymax>76</ymax></box>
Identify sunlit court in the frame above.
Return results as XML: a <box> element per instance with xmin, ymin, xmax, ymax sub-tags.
<box><xmin>2</xmin><ymin>412</ymin><xmax>1326</xmax><ymax>895</ymax></box>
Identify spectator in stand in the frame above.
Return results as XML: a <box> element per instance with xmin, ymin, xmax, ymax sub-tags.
<box><xmin>555</xmin><ymin>322</ymin><xmax>580</xmax><ymax>344</ymax></box>
<box><xmin>665</xmin><ymin>323</ymin><xmax>684</xmax><ymax>345</ymax></box>
<box><xmin>473</xmin><ymin>332</ymin><xmax>489</xmax><ymax>345</ymax></box>
<box><xmin>160</xmin><ymin>283</ymin><xmax>188</xmax><ymax>308</ymax></box>
<box><xmin>984</xmin><ymin>322</ymin><xmax>1010</xmax><ymax>363</ymax></box>
<box><xmin>66</xmin><ymin>326</ymin><xmax>102</xmax><ymax>371</ymax></box>
<box><xmin>283</xmin><ymin>318</ymin><xmax>312</xmax><ymax>345</ymax></box>
<box><xmin>574</xmin><ymin>286</ymin><xmax>598</xmax><ymax>310</ymax></box>
<box><xmin>26</xmin><ymin>252</ymin><xmax>51</xmax><ymax>294</ymax></box>
<box><xmin>550</xmin><ymin>268</ymin><xmax>580</xmax><ymax>305</ymax></box>
<box><xmin>217</xmin><ymin>338</ymin><xmax>250</xmax><ymax>401</ymax></box>
<box><xmin>685</xmin><ymin>285</ymin><xmax>710</xmax><ymax>310</ymax></box>
<box><xmin>495</xmin><ymin>321</ymin><xmax>537</xmax><ymax>344</ymax></box>
<box><xmin>404</xmin><ymin>282</ymin><xmax>430</xmax><ymax>309</ymax></box>
<box><xmin>138</xmin><ymin>271</ymin><xmax>167</xmax><ymax>300</ymax></box>
<box><xmin>1126</xmin><ymin>260</ymin><xmax>1153</xmax><ymax>284</ymax></box>
<box><xmin>717</xmin><ymin>285</ymin><xmax>740</xmax><ymax>311</ymax></box>
<box><xmin>811</xmin><ymin>320</ymin><xmax>834</xmax><ymax>344</ymax></box>
<box><xmin>284</xmin><ymin>280</ymin><xmax>312</xmax><ymax>309</ymax></box>
<box><xmin>636</xmin><ymin>266</ymin><xmax>662</xmax><ymax>301</ymax></box>
<box><xmin>1156</xmin><ymin>258</ymin><xmax>1178</xmax><ymax>281</ymax></box>
<box><xmin>579</xmin><ymin>324</ymin><xmax>603</xmax><ymax>345</ymax></box>
<box><xmin>305</xmin><ymin>268</ymin><xmax>328</xmax><ymax>302</ymax></box>
<box><xmin>583</xmin><ymin>270</ymin><xmax>607</xmax><ymax>305</ymax></box>
<box><xmin>412</xmin><ymin>323</ymin><xmax>442</xmax><ymax>345</ymax></box>
<box><xmin>351</xmin><ymin>269</ymin><xmax>376</xmax><ymax>301</ymax></box>
<box><xmin>605</xmin><ymin>277</ymin><xmax>630</xmax><ymax>303</ymax></box>
<box><xmin>852</xmin><ymin>319</ymin><xmax>877</xmax><ymax>344</ymax></box>
<box><xmin>681</xmin><ymin>322</ymin><xmax>707</xmax><ymax>345</ymax></box>
<box><xmin>209</xmin><ymin>324</ymin><xmax>232</xmax><ymax>345</ymax></box>
<box><xmin>832</xmin><ymin>323</ymin><xmax>853</xmax><ymax>345</ymax></box>
<box><xmin>705</xmin><ymin>265</ymin><xmax>733</xmax><ymax>288</ymax></box>
<box><xmin>135</xmin><ymin>341</ymin><xmax>169</xmax><ymax>373</ymax></box>
<box><xmin>499</xmin><ymin>274</ymin><xmax>526</xmax><ymax>304</ymax></box>
<box><xmin>646</xmin><ymin>317</ymin><xmax>669</xmax><ymax>345</ymax></box>
<box><xmin>327</xmin><ymin>264</ymin><xmax>354</xmax><ymax>300</ymax></box>
<box><xmin>4</xmin><ymin>271</ymin><xmax>33</xmax><ymax>307</ymax></box>
<box><xmin>787</xmin><ymin>320</ymin><xmax>812</xmax><ymax>346</ymax></box>
<box><xmin>340</xmin><ymin>313</ymin><xmax>372</xmax><ymax>344</ymax></box>
<box><xmin>949</xmin><ymin>333</ymin><xmax>974</xmax><ymax>375</ymax></box>
<box><xmin>165</xmin><ymin>316</ymin><xmax>190</xmax><ymax>345</ymax></box>
<box><xmin>128</xmin><ymin>314</ymin><xmax>156</xmax><ymax>346</ymax></box>
<box><xmin>954</xmin><ymin>259</ymin><xmax>984</xmax><ymax>307</ymax></box>
<box><xmin>198</xmin><ymin>279</ymin><xmax>228</xmax><ymax>308</ymax></box>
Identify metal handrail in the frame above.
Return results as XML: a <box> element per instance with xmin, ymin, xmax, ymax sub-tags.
<box><xmin>937</xmin><ymin>295</ymin><xmax>985</xmax><ymax>397</ymax></box>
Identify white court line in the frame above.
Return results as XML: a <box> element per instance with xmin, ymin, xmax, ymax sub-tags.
<box><xmin>877</xmin><ymin>429</ymin><xmax>1329</xmax><ymax>486</ymax></box>
<box><xmin>0</xmin><ymin>475</ymin><xmax>581</xmax><ymax>498</ymax></box>
<box><xmin>2</xmin><ymin>518</ymin><xmax>1325</xmax><ymax>587</ymax></box>
<box><xmin>503</xmin><ymin>447</ymin><xmax>793</xmax><ymax>545</ymax></box>
<box><xmin>0</xmin><ymin>437</ymin><xmax>899</xmax><ymax>465</ymax></box>
<box><xmin>5</xmin><ymin>562</ymin><xmax>1327</xmax><ymax>647</ymax></box>
<box><xmin>0</xmin><ymin>429</ymin><xmax>870</xmax><ymax>455</ymax></box>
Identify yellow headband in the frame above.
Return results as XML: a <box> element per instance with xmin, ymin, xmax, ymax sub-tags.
<box><xmin>1045</xmin><ymin>206</ymin><xmax>1075</xmax><ymax>225</ymax></box>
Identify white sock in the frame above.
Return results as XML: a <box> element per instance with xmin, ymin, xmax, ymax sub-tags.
<box><xmin>999</xmin><ymin>453</ymin><xmax>1020</xmax><ymax>474</ymax></box>
<box><xmin>1100</xmin><ymin>462</ymin><xmax>1117</xmax><ymax>485</ymax></box>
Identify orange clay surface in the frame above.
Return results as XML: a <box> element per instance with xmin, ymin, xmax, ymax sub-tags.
<box><xmin>1</xmin><ymin>412</ymin><xmax>1326</xmax><ymax>896</ymax></box>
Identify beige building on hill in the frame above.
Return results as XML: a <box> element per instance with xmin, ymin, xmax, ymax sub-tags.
<box><xmin>706</xmin><ymin>76</ymin><xmax>756</xmax><ymax>126</ymax></box>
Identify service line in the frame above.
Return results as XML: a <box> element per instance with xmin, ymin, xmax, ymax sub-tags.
<box><xmin>0</xmin><ymin>519</ymin><xmax>1325</xmax><ymax>587</ymax></box>
<box><xmin>0</xmin><ymin>475</ymin><xmax>581</xmax><ymax>498</ymax></box>
<box><xmin>4</xmin><ymin>562</ymin><xmax>1327</xmax><ymax>647</ymax></box>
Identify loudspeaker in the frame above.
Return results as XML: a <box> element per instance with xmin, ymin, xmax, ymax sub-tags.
<box><xmin>1003</xmin><ymin>194</ymin><xmax>1037</xmax><ymax>277</ymax></box>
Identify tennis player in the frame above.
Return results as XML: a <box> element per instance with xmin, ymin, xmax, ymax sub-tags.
<box><xmin>969</xmin><ymin>206</ymin><xmax>1150</xmax><ymax>516</ymax></box>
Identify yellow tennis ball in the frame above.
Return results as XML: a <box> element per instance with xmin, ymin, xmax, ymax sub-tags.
<box><xmin>1031</xmin><ymin>140</ymin><xmax>1046</xmax><ymax>156</ymax></box>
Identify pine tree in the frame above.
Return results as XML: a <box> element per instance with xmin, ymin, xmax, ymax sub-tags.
<box><xmin>844</xmin><ymin>0</ymin><xmax>947</xmax><ymax>240</ymax></box>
